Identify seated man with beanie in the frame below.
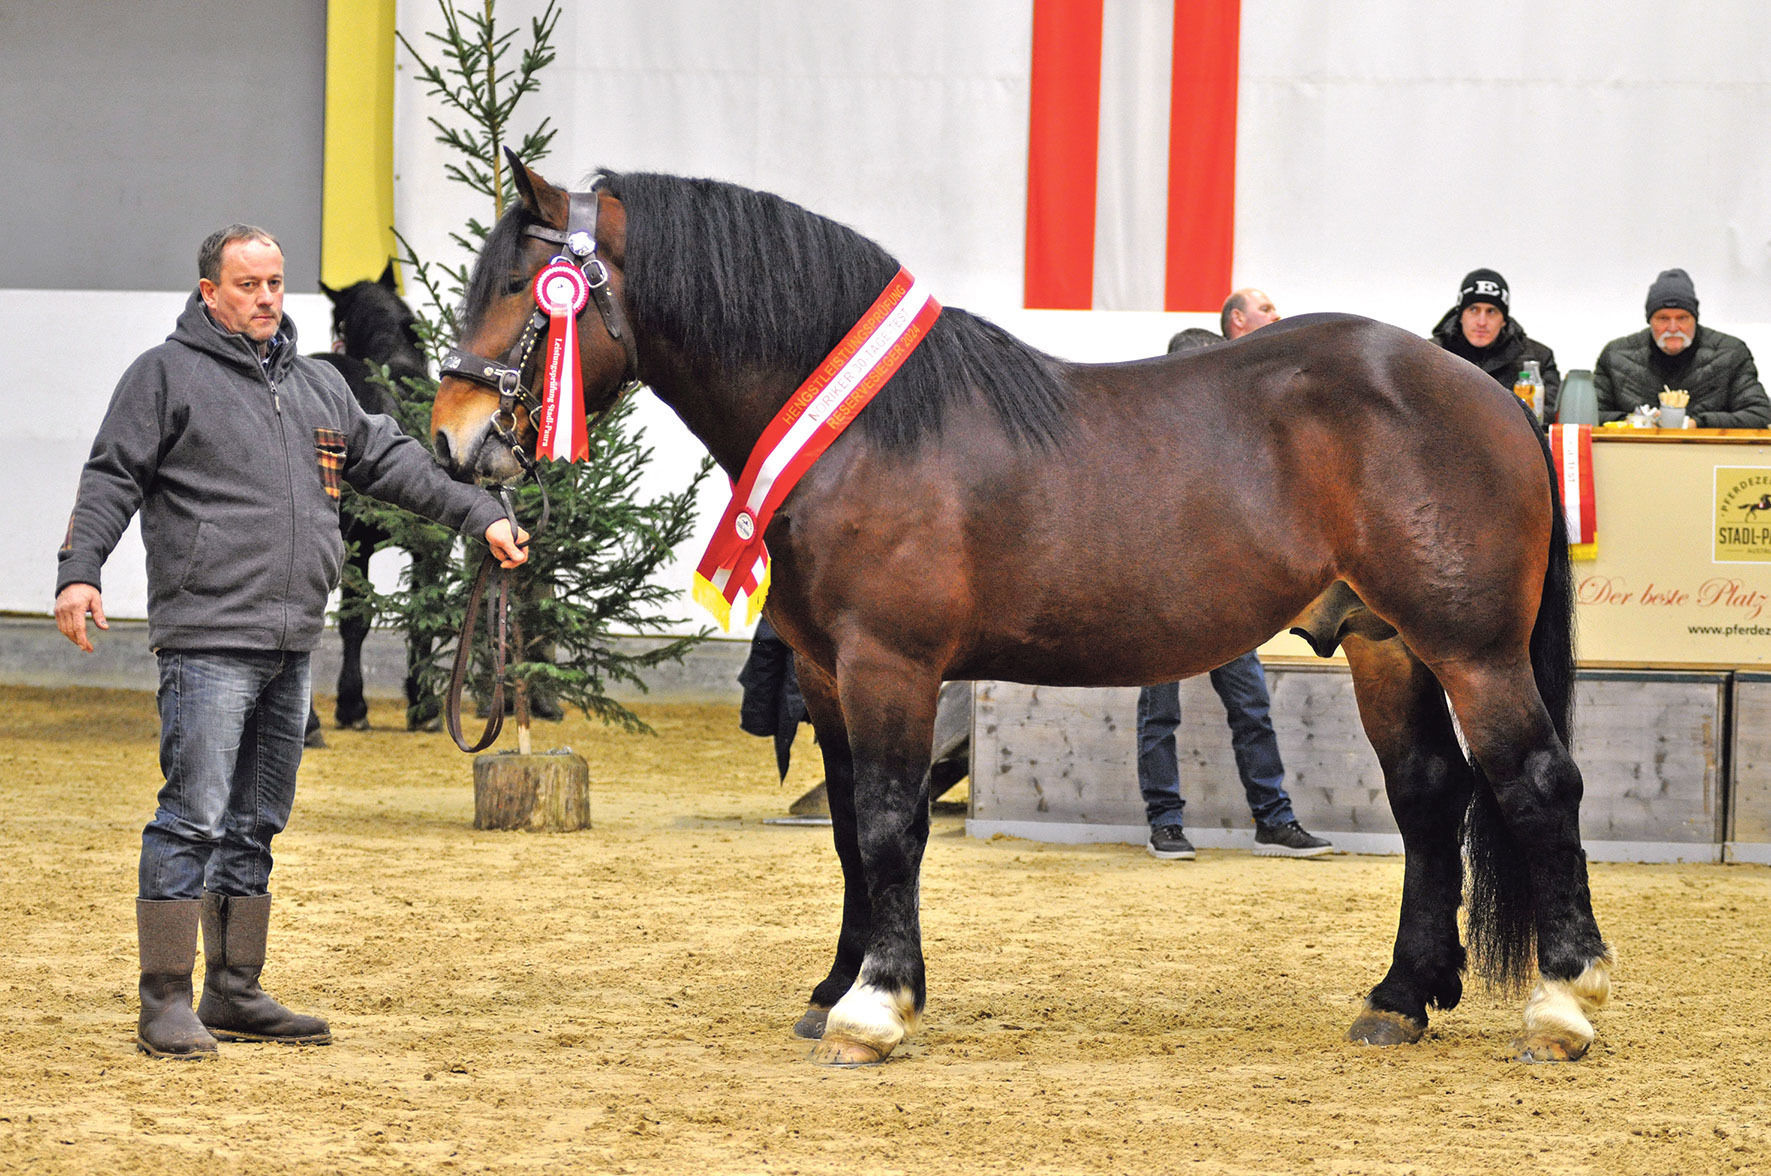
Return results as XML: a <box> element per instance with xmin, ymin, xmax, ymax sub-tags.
<box><xmin>1429</xmin><ymin>268</ymin><xmax>1562</xmax><ymax>419</ymax></box>
<box><xmin>1595</xmin><ymin>268</ymin><xmax>1771</xmax><ymax>428</ymax></box>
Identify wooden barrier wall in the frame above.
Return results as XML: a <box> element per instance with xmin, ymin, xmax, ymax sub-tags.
<box><xmin>969</xmin><ymin>665</ymin><xmax>1745</xmax><ymax>864</ymax></box>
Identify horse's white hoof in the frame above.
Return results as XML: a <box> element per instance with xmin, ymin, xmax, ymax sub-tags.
<box><xmin>1515</xmin><ymin>950</ymin><xmax>1614</xmax><ymax>1063</ymax></box>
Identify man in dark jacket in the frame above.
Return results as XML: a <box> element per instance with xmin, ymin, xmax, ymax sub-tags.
<box><xmin>1429</xmin><ymin>268</ymin><xmax>1562</xmax><ymax>419</ymax></box>
<box><xmin>54</xmin><ymin>225</ymin><xmax>528</xmax><ymax>1060</ymax></box>
<box><xmin>1595</xmin><ymin>268</ymin><xmax>1771</xmax><ymax>428</ymax></box>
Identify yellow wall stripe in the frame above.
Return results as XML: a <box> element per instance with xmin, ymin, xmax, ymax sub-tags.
<box><xmin>321</xmin><ymin>0</ymin><xmax>397</xmax><ymax>290</ymax></box>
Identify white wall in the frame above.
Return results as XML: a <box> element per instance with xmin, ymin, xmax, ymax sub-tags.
<box><xmin>10</xmin><ymin>0</ymin><xmax>1771</xmax><ymax>633</ymax></box>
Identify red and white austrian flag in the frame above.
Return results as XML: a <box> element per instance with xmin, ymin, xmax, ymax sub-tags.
<box><xmin>533</xmin><ymin>260</ymin><xmax>592</xmax><ymax>463</ymax></box>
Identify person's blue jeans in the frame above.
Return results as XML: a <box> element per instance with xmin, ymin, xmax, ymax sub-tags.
<box><xmin>140</xmin><ymin>649</ymin><xmax>312</xmax><ymax>901</ymax></box>
<box><xmin>1136</xmin><ymin>651</ymin><xmax>1295</xmax><ymax>830</ymax></box>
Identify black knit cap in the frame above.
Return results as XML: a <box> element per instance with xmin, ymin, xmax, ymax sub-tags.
<box><xmin>1645</xmin><ymin>268</ymin><xmax>1699</xmax><ymax>320</ymax></box>
<box><xmin>1458</xmin><ymin>268</ymin><xmax>1509</xmax><ymax>315</ymax></box>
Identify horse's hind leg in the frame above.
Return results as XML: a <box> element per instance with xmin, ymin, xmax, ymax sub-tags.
<box><xmin>1436</xmin><ymin>661</ymin><xmax>1611</xmax><ymax>1062</ymax></box>
<box><xmin>1342</xmin><ymin>635</ymin><xmax>1476</xmax><ymax>1046</ymax></box>
<box><xmin>789</xmin><ymin>656</ymin><xmax>868</xmax><ymax>1042</ymax></box>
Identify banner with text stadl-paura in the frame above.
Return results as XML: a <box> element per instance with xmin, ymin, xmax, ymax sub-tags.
<box><xmin>1569</xmin><ymin>443</ymin><xmax>1771</xmax><ymax>665</ymax></box>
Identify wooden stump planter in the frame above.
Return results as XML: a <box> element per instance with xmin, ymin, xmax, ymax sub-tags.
<box><xmin>473</xmin><ymin>749</ymin><xmax>592</xmax><ymax>831</ymax></box>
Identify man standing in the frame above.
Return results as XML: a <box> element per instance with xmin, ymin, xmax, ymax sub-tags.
<box><xmin>1595</xmin><ymin>268</ymin><xmax>1770</xmax><ymax>427</ymax></box>
<box><xmin>55</xmin><ymin>225</ymin><xmax>528</xmax><ymax>1059</ymax></box>
<box><xmin>1219</xmin><ymin>287</ymin><xmax>1279</xmax><ymax>339</ymax></box>
<box><xmin>1138</xmin><ymin>289</ymin><xmax>1333</xmax><ymax>861</ymax></box>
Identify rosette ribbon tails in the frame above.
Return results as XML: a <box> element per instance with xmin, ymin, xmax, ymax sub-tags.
<box><xmin>533</xmin><ymin>260</ymin><xmax>592</xmax><ymax>462</ymax></box>
<box><xmin>692</xmin><ymin>267</ymin><xmax>940</xmax><ymax>630</ymax></box>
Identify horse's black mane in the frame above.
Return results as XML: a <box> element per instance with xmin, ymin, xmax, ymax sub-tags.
<box><xmin>469</xmin><ymin>171</ymin><xmax>1073</xmax><ymax>452</ymax></box>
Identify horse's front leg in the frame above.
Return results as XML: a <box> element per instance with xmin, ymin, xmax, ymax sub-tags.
<box><xmin>789</xmin><ymin>656</ymin><xmax>867</xmax><ymax>1040</ymax></box>
<box><xmin>807</xmin><ymin>648</ymin><xmax>939</xmax><ymax>1067</ymax></box>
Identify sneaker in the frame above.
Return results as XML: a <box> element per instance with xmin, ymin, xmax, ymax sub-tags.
<box><xmin>1147</xmin><ymin>824</ymin><xmax>1196</xmax><ymax>860</ymax></box>
<box><xmin>1253</xmin><ymin>820</ymin><xmax>1333</xmax><ymax>858</ymax></box>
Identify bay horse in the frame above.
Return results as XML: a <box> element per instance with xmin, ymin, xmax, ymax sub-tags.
<box><xmin>431</xmin><ymin>157</ymin><xmax>1613</xmax><ymax>1066</ymax></box>
<box><xmin>303</xmin><ymin>265</ymin><xmax>436</xmax><ymax>739</ymax></box>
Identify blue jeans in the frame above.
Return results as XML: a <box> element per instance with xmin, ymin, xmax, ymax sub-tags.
<box><xmin>140</xmin><ymin>649</ymin><xmax>312</xmax><ymax>901</ymax></box>
<box><xmin>1136</xmin><ymin>651</ymin><xmax>1295</xmax><ymax>830</ymax></box>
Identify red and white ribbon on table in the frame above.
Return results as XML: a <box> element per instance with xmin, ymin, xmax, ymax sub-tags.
<box><xmin>692</xmin><ymin>267</ymin><xmax>941</xmax><ymax>630</ymax></box>
<box><xmin>1549</xmin><ymin>424</ymin><xmax>1597</xmax><ymax>561</ymax></box>
<box><xmin>533</xmin><ymin>260</ymin><xmax>592</xmax><ymax>463</ymax></box>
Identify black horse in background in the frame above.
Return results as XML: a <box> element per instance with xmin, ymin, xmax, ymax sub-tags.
<box><xmin>300</xmin><ymin>264</ymin><xmax>433</xmax><ymax>746</ymax></box>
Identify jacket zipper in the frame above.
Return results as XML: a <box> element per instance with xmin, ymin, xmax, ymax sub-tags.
<box><xmin>251</xmin><ymin>340</ymin><xmax>298</xmax><ymax>649</ymax></box>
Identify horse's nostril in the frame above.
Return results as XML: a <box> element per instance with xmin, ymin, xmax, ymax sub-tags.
<box><xmin>432</xmin><ymin>431</ymin><xmax>453</xmax><ymax>470</ymax></box>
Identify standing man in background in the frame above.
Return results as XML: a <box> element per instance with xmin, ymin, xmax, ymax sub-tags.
<box><xmin>1137</xmin><ymin>289</ymin><xmax>1334</xmax><ymax>862</ymax></box>
<box><xmin>55</xmin><ymin>224</ymin><xmax>528</xmax><ymax>1059</ymax></box>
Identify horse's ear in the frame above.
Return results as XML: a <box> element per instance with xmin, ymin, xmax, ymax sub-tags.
<box><xmin>319</xmin><ymin>279</ymin><xmax>339</xmax><ymax>302</ymax></box>
<box><xmin>505</xmin><ymin>148</ymin><xmax>565</xmax><ymax>222</ymax></box>
<box><xmin>507</xmin><ymin>148</ymin><xmax>541</xmax><ymax>209</ymax></box>
<box><xmin>378</xmin><ymin>261</ymin><xmax>398</xmax><ymax>289</ymax></box>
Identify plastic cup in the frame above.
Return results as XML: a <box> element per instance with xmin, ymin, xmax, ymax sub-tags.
<box><xmin>1660</xmin><ymin>406</ymin><xmax>1686</xmax><ymax>429</ymax></box>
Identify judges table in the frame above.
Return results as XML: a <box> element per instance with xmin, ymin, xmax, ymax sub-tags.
<box><xmin>967</xmin><ymin>428</ymin><xmax>1771</xmax><ymax>863</ymax></box>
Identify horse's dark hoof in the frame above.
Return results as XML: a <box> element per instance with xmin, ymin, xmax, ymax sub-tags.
<box><xmin>792</xmin><ymin>1006</ymin><xmax>830</xmax><ymax>1039</ymax></box>
<box><xmin>1511</xmin><ymin>1032</ymin><xmax>1589</xmax><ymax>1063</ymax></box>
<box><xmin>1347</xmin><ymin>1006</ymin><xmax>1426</xmax><ymax>1046</ymax></box>
<box><xmin>303</xmin><ymin>730</ymin><xmax>328</xmax><ymax>750</ymax></box>
<box><xmin>408</xmin><ymin>715</ymin><xmax>443</xmax><ymax>733</ymax></box>
<box><xmin>339</xmin><ymin>718</ymin><xmax>370</xmax><ymax>732</ymax></box>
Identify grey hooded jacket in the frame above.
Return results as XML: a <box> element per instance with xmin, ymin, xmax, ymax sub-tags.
<box><xmin>57</xmin><ymin>291</ymin><xmax>505</xmax><ymax>652</ymax></box>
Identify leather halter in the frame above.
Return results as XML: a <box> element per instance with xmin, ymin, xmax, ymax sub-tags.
<box><xmin>439</xmin><ymin>178</ymin><xmax>642</xmax><ymax>754</ymax></box>
<box><xmin>440</xmin><ymin>176</ymin><xmax>642</xmax><ymax>477</ymax></box>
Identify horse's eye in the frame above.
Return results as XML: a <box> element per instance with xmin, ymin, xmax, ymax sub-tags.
<box><xmin>504</xmin><ymin>276</ymin><xmax>529</xmax><ymax>296</ymax></box>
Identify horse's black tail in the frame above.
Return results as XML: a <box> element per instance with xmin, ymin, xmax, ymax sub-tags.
<box><xmin>1463</xmin><ymin>416</ymin><xmax>1576</xmax><ymax>992</ymax></box>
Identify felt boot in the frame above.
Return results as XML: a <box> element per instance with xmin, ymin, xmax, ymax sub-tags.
<box><xmin>197</xmin><ymin>893</ymin><xmax>332</xmax><ymax>1045</ymax></box>
<box><xmin>135</xmin><ymin>899</ymin><xmax>219</xmax><ymax>1059</ymax></box>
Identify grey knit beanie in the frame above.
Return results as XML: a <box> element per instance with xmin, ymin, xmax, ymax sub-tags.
<box><xmin>1645</xmin><ymin>268</ymin><xmax>1699</xmax><ymax>320</ymax></box>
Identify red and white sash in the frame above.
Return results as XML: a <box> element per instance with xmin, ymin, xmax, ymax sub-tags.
<box><xmin>1549</xmin><ymin>424</ymin><xmax>1597</xmax><ymax>561</ymax></box>
<box><xmin>692</xmin><ymin>267</ymin><xmax>941</xmax><ymax>629</ymax></box>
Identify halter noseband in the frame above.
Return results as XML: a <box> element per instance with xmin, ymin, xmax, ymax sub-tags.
<box><xmin>440</xmin><ymin>176</ymin><xmax>642</xmax><ymax>474</ymax></box>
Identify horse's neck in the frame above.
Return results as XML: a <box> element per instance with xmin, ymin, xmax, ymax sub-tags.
<box><xmin>644</xmin><ymin>347</ymin><xmax>801</xmax><ymax>479</ymax></box>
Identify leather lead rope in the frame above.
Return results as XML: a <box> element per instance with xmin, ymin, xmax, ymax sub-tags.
<box><xmin>444</xmin><ymin>483</ymin><xmax>543</xmax><ymax>753</ymax></box>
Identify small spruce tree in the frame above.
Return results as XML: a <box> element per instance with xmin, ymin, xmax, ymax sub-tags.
<box><xmin>344</xmin><ymin>0</ymin><xmax>710</xmax><ymax>740</ymax></box>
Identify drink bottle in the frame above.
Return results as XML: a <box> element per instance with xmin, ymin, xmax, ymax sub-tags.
<box><xmin>1522</xmin><ymin>360</ymin><xmax>1545</xmax><ymax>422</ymax></box>
<box><xmin>1513</xmin><ymin>367</ymin><xmax>1537</xmax><ymax>419</ymax></box>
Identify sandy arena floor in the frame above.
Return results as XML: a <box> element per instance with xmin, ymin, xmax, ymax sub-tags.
<box><xmin>1</xmin><ymin>683</ymin><xmax>1767</xmax><ymax>1175</ymax></box>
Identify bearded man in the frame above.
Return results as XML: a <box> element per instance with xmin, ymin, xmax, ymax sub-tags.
<box><xmin>1595</xmin><ymin>268</ymin><xmax>1769</xmax><ymax>428</ymax></box>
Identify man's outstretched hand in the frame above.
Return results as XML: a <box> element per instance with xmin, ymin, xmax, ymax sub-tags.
<box><xmin>54</xmin><ymin>583</ymin><xmax>107</xmax><ymax>652</ymax></box>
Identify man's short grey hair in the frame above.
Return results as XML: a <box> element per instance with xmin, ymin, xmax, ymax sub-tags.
<box><xmin>198</xmin><ymin>224</ymin><xmax>281</xmax><ymax>283</ymax></box>
<box><xmin>1219</xmin><ymin>290</ymin><xmax>1249</xmax><ymax>339</ymax></box>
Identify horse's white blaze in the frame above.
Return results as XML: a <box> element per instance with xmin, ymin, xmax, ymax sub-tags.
<box><xmin>1522</xmin><ymin>951</ymin><xmax>1616</xmax><ymax>1046</ymax></box>
<box><xmin>825</xmin><ymin>981</ymin><xmax>918</xmax><ymax>1053</ymax></box>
